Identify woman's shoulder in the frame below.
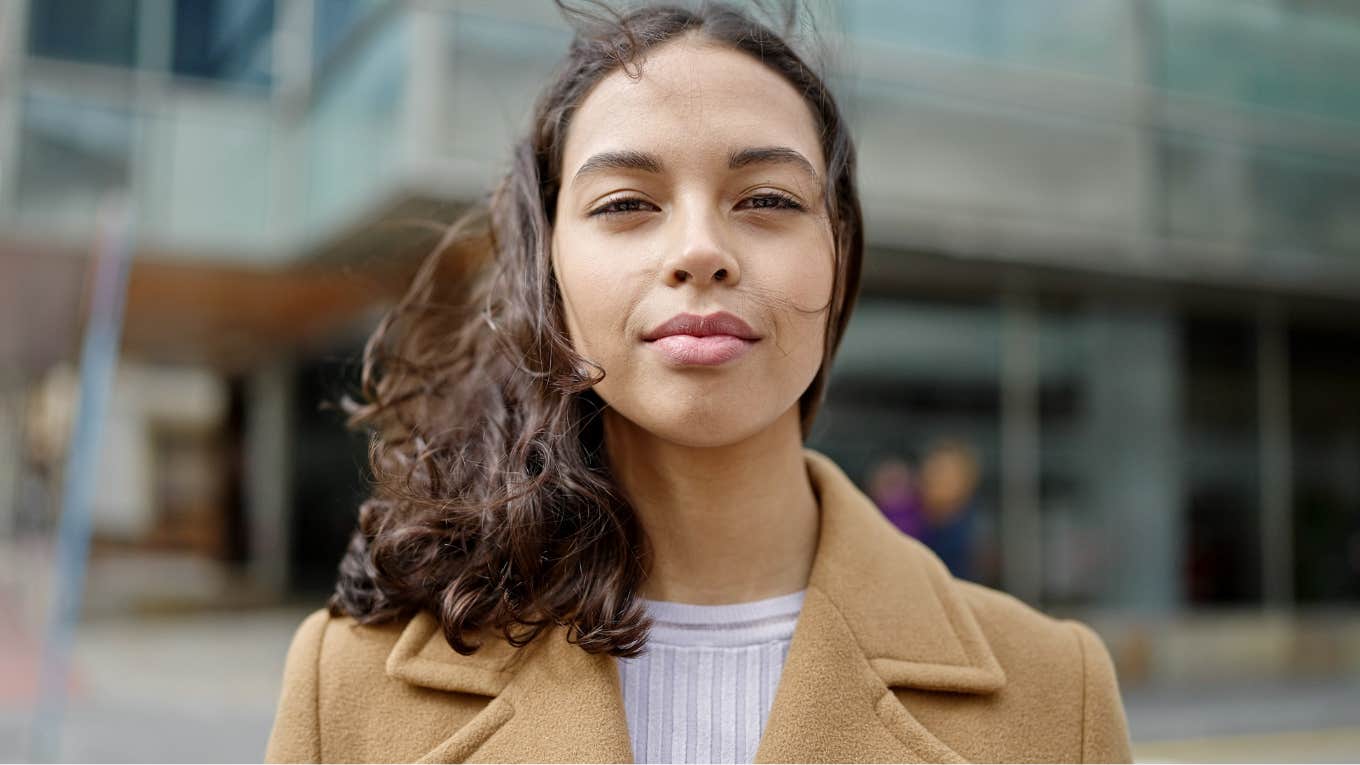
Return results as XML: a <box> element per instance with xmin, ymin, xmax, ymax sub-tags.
<box><xmin>274</xmin><ymin>608</ymin><xmax>413</xmax><ymax>705</ymax></box>
<box><xmin>278</xmin><ymin>606</ymin><xmax>524</xmax><ymax>692</ymax></box>
<box><xmin>280</xmin><ymin>606</ymin><xmax>477</xmax><ymax>674</ymax></box>
<box><xmin>269</xmin><ymin>608</ymin><xmax>498</xmax><ymax>762</ymax></box>
<box><xmin>947</xmin><ymin>575</ymin><xmax>1122</xmax><ymax>688</ymax></box>
<box><xmin>283</xmin><ymin>607</ymin><xmax>408</xmax><ymax>663</ymax></box>
<box><xmin>886</xmin><ymin>527</ymin><xmax>1118</xmax><ymax>676</ymax></box>
<box><xmin>846</xmin><ymin>533</ymin><xmax>1134</xmax><ymax>764</ymax></box>
<box><xmin>285</xmin><ymin>606</ymin><xmax>394</xmax><ymax>645</ymax></box>
<box><xmin>940</xmin><ymin>577</ymin><xmax>1132</xmax><ymax>762</ymax></box>
<box><xmin>951</xmin><ymin>577</ymin><xmax>1108</xmax><ymax>653</ymax></box>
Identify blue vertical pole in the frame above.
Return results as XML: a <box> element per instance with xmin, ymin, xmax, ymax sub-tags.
<box><xmin>29</xmin><ymin>196</ymin><xmax>135</xmax><ymax>762</ymax></box>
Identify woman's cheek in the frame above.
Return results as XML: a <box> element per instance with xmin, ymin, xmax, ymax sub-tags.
<box><xmin>554</xmin><ymin>253</ymin><xmax>603</xmax><ymax>361</ymax></box>
<box><xmin>787</xmin><ymin>246</ymin><xmax>835</xmax><ymax>368</ymax></box>
<box><xmin>561</xmin><ymin>251</ymin><xmax>635</xmax><ymax>367</ymax></box>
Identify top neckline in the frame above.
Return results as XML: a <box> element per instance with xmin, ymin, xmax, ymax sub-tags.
<box><xmin>633</xmin><ymin>589</ymin><xmax>806</xmax><ymax>649</ymax></box>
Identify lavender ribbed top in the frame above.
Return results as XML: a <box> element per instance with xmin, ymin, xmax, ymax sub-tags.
<box><xmin>616</xmin><ymin>589</ymin><xmax>805</xmax><ymax>764</ymax></box>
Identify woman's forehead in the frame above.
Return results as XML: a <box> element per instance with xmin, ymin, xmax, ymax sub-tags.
<box><xmin>561</xmin><ymin>39</ymin><xmax>825</xmax><ymax>179</ymax></box>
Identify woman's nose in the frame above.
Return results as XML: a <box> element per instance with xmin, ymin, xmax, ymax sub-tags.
<box><xmin>670</xmin><ymin>262</ymin><xmax>732</xmax><ymax>284</ymax></box>
<box><xmin>663</xmin><ymin>208</ymin><xmax>741</xmax><ymax>288</ymax></box>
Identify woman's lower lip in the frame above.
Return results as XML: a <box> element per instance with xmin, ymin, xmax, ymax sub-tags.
<box><xmin>648</xmin><ymin>335</ymin><xmax>756</xmax><ymax>366</ymax></box>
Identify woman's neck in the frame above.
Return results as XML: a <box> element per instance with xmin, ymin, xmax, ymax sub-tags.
<box><xmin>603</xmin><ymin>404</ymin><xmax>820</xmax><ymax>605</ymax></box>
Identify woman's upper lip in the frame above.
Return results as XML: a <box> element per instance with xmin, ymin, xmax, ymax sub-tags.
<box><xmin>643</xmin><ymin>311</ymin><xmax>762</xmax><ymax>341</ymax></box>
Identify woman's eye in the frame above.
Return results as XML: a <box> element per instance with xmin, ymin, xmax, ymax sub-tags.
<box><xmin>587</xmin><ymin>192</ymin><xmax>804</xmax><ymax>218</ymax></box>
<box><xmin>740</xmin><ymin>192</ymin><xmax>804</xmax><ymax>212</ymax></box>
<box><xmin>588</xmin><ymin>197</ymin><xmax>655</xmax><ymax>217</ymax></box>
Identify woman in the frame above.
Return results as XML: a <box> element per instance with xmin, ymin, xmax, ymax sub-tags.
<box><xmin>266</xmin><ymin>2</ymin><xmax>1133</xmax><ymax>763</ymax></box>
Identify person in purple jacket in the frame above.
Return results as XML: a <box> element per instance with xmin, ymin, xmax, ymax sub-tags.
<box><xmin>867</xmin><ymin>455</ymin><xmax>926</xmax><ymax>540</ymax></box>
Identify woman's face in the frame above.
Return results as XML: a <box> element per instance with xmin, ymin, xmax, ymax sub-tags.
<box><xmin>551</xmin><ymin>37</ymin><xmax>835</xmax><ymax>448</ymax></box>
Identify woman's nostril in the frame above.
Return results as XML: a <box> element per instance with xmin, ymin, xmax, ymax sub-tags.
<box><xmin>714</xmin><ymin>269</ymin><xmax>727</xmax><ymax>281</ymax></box>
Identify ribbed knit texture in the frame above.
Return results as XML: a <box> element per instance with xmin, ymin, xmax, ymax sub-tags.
<box><xmin>616</xmin><ymin>589</ymin><xmax>805</xmax><ymax>764</ymax></box>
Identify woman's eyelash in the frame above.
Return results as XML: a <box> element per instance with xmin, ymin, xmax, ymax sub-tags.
<box><xmin>587</xmin><ymin>192</ymin><xmax>804</xmax><ymax>218</ymax></box>
<box><xmin>741</xmin><ymin>192</ymin><xmax>804</xmax><ymax>212</ymax></box>
<box><xmin>589</xmin><ymin>197</ymin><xmax>655</xmax><ymax>217</ymax></box>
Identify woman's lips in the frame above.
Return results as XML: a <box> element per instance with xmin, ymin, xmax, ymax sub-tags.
<box><xmin>648</xmin><ymin>334</ymin><xmax>756</xmax><ymax>366</ymax></box>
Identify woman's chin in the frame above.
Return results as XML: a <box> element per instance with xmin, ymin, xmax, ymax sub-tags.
<box><xmin>631</xmin><ymin>404</ymin><xmax>783</xmax><ymax>448</ymax></box>
<box><xmin>658</xmin><ymin>423</ymin><xmax>761</xmax><ymax>449</ymax></box>
<box><xmin>596</xmin><ymin>376</ymin><xmax>802</xmax><ymax>449</ymax></box>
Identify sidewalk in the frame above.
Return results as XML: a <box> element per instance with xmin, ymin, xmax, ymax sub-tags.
<box><xmin>0</xmin><ymin>607</ymin><xmax>309</xmax><ymax>763</ymax></box>
<box><xmin>1133</xmin><ymin>726</ymin><xmax>1360</xmax><ymax>764</ymax></box>
<box><xmin>1125</xmin><ymin>677</ymin><xmax>1360</xmax><ymax>763</ymax></box>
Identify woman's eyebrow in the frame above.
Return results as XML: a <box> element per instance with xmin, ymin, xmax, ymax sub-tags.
<box><xmin>571</xmin><ymin>150</ymin><xmax>665</xmax><ymax>187</ymax></box>
<box><xmin>727</xmin><ymin>146</ymin><xmax>820</xmax><ymax>184</ymax></box>
<box><xmin>570</xmin><ymin>146</ymin><xmax>820</xmax><ymax>188</ymax></box>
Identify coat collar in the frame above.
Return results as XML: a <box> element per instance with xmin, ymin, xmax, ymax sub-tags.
<box><xmin>387</xmin><ymin>448</ymin><xmax>1005</xmax><ymax>763</ymax></box>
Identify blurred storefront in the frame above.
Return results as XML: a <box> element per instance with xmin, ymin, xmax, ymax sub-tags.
<box><xmin>1</xmin><ymin>0</ymin><xmax>1358</xmax><ymax>692</ymax></box>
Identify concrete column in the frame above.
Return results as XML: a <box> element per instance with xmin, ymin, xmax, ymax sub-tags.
<box><xmin>1085</xmin><ymin>302</ymin><xmax>1185</xmax><ymax>611</ymax></box>
<box><xmin>0</xmin><ymin>0</ymin><xmax>29</xmax><ymax>214</ymax></box>
<box><xmin>244</xmin><ymin>358</ymin><xmax>294</xmax><ymax>596</ymax></box>
<box><xmin>1258</xmin><ymin>301</ymin><xmax>1293</xmax><ymax>609</ymax></box>
<box><xmin>0</xmin><ymin>373</ymin><xmax>23</xmax><ymax>539</ymax></box>
<box><xmin>1000</xmin><ymin>290</ymin><xmax>1043</xmax><ymax>605</ymax></box>
<box><xmin>1127</xmin><ymin>0</ymin><xmax>1163</xmax><ymax>257</ymax></box>
<box><xmin>271</xmin><ymin>0</ymin><xmax>314</xmax><ymax>250</ymax></box>
<box><xmin>402</xmin><ymin>1</ymin><xmax>451</xmax><ymax>171</ymax></box>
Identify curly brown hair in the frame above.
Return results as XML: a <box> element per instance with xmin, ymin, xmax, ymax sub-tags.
<box><xmin>328</xmin><ymin>0</ymin><xmax>864</xmax><ymax>658</ymax></box>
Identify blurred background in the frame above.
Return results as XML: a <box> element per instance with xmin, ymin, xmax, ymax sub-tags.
<box><xmin>1</xmin><ymin>0</ymin><xmax>1358</xmax><ymax>761</ymax></box>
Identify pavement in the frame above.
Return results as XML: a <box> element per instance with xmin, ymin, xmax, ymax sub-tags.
<box><xmin>2</xmin><ymin>606</ymin><xmax>1358</xmax><ymax>763</ymax></box>
<box><xmin>1124</xmin><ymin>679</ymin><xmax>1360</xmax><ymax>763</ymax></box>
<box><xmin>1</xmin><ymin>607</ymin><xmax>307</xmax><ymax>763</ymax></box>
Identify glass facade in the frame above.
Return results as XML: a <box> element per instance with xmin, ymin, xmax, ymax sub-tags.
<box><xmin>312</xmin><ymin>0</ymin><xmax>385</xmax><ymax>72</ymax></box>
<box><xmin>27</xmin><ymin>0</ymin><xmax>276</xmax><ymax>86</ymax></box>
<box><xmin>15</xmin><ymin>88</ymin><xmax>135</xmax><ymax>226</ymax></box>
<box><xmin>1155</xmin><ymin>0</ymin><xmax>1360</xmax><ymax>123</ymax></box>
<box><xmin>818</xmin><ymin>287</ymin><xmax>1360</xmax><ymax>612</ymax></box>
<box><xmin>171</xmin><ymin>0</ymin><xmax>275</xmax><ymax>88</ymax></box>
<box><xmin>1290</xmin><ymin>322</ymin><xmax>1360</xmax><ymax>603</ymax></box>
<box><xmin>26</xmin><ymin>0</ymin><xmax>140</xmax><ymax>68</ymax></box>
<box><xmin>1183</xmin><ymin>316</ymin><xmax>1263</xmax><ymax>605</ymax></box>
<box><xmin>815</xmin><ymin>297</ymin><xmax>1004</xmax><ymax>589</ymax></box>
<box><xmin>305</xmin><ymin>7</ymin><xmax>408</xmax><ymax>236</ymax></box>
<box><xmin>843</xmin><ymin>0</ymin><xmax>1138</xmax><ymax>82</ymax></box>
<box><xmin>13</xmin><ymin>0</ymin><xmax>1360</xmax><ymax>267</ymax></box>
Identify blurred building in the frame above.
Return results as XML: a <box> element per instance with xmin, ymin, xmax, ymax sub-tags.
<box><xmin>1</xmin><ymin>0</ymin><xmax>1357</xmax><ymax>688</ymax></box>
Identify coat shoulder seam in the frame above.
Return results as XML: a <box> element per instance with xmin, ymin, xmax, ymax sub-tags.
<box><xmin>313</xmin><ymin>609</ymin><xmax>331</xmax><ymax>763</ymax></box>
<box><xmin>1068</xmin><ymin>620</ymin><xmax>1089</xmax><ymax>764</ymax></box>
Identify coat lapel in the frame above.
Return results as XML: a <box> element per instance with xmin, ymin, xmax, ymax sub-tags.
<box><xmin>752</xmin><ymin>450</ymin><xmax>1006</xmax><ymax>763</ymax></box>
<box><xmin>387</xmin><ymin>612</ymin><xmax>634</xmax><ymax>763</ymax></box>
<box><xmin>386</xmin><ymin>448</ymin><xmax>1006</xmax><ymax>763</ymax></box>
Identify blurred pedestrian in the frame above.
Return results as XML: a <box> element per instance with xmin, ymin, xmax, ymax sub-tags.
<box><xmin>919</xmin><ymin>438</ymin><xmax>982</xmax><ymax>581</ymax></box>
<box><xmin>867</xmin><ymin>455</ymin><xmax>925</xmax><ymax>539</ymax></box>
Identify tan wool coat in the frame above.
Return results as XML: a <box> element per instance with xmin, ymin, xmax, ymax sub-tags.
<box><xmin>266</xmin><ymin>449</ymin><xmax>1133</xmax><ymax>763</ymax></box>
